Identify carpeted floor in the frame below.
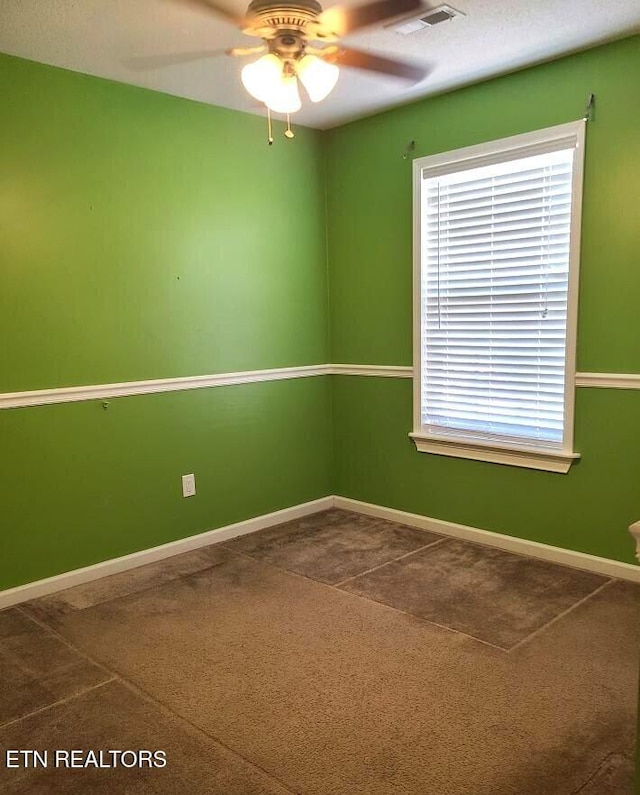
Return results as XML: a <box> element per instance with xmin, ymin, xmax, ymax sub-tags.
<box><xmin>0</xmin><ymin>509</ymin><xmax>638</xmax><ymax>793</ymax></box>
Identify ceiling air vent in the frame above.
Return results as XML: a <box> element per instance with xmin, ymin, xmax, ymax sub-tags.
<box><xmin>390</xmin><ymin>4</ymin><xmax>464</xmax><ymax>36</ymax></box>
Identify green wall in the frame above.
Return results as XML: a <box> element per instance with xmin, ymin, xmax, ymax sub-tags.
<box><xmin>0</xmin><ymin>54</ymin><xmax>332</xmax><ymax>591</ymax></box>
<box><xmin>326</xmin><ymin>36</ymin><xmax>640</xmax><ymax>565</ymax></box>
<box><xmin>0</xmin><ymin>380</ymin><xmax>331</xmax><ymax>590</ymax></box>
<box><xmin>2</xmin><ymin>36</ymin><xmax>640</xmax><ymax>591</ymax></box>
<box><xmin>0</xmin><ymin>55</ymin><xmax>329</xmax><ymax>390</ymax></box>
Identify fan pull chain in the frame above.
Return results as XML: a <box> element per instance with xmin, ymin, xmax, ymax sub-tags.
<box><xmin>267</xmin><ymin>107</ymin><xmax>274</xmax><ymax>146</ymax></box>
<box><xmin>285</xmin><ymin>114</ymin><xmax>294</xmax><ymax>139</ymax></box>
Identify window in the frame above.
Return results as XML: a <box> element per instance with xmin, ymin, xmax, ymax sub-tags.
<box><xmin>411</xmin><ymin>122</ymin><xmax>586</xmax><ymax>473</ymax></box>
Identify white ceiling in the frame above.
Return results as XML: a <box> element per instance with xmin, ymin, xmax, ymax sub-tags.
<box><xmin>1</xmin><ymin>0</ymin><xmax>638</xmax><ymax>129</ymax></box>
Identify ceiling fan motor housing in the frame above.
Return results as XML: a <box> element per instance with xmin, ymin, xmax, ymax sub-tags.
<box><xmin>244</xmin><ymin>0</ymin><xmax>324</xmax><ymax>38</ymax></box>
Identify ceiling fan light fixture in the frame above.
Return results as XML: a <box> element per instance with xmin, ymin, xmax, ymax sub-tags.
<box><xmin>297</xmin><ymin>54</ymin><xmax>339</xmax><ymax>102</ymax></box>
<box><xmin>241</xmin><ymin>53</ymin><xmax>302</xmax><ymax>114</ymax></box>
<box><xmin>240</xmin><ymin>53</ymin><xmax>283</xmax><ymax>102</ymax></box>
<box><xmin>153</xmin><ymin>0</ymin><xmax>429</xmax><ymax>132</ymax></box>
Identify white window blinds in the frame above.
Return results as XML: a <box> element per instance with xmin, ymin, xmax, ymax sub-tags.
<box><xmin>420</xmin><ymin>147</ymin><xmax>576</xmax><ymax>447</ymax></box>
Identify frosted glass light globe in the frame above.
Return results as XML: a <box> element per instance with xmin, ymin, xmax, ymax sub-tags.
<box><xmin>297</xmin><ymin>55</ymin><xmax>339</xmax><ymax>102</ymax></box>
<box><xmin>241</xmin><ymin>54</ymin><xmax>283</xmax><ymax>102</ymax></box>
<box><xmin>263</xmin><ymin>75</ymin><xmax>302</xmax><ymax>114</ymax></box>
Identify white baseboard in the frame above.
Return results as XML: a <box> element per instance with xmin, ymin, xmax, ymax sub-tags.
<box><xmin>334</xmin><ymin>496</ymin><xmax>640</xmax><ymax>583</ymax></box>
<box><xmin>0</xmin><ymin>497</ymin><xmax>334</xmax><ymax>610</ymax></box>
<box><xmin>2</xmin><ymin>494</ymin><xmax>638</xmax><ymax>609</ymax></box>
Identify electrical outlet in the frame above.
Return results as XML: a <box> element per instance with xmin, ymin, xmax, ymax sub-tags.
<box><xmin>181</xmin><ymin>473</ymin><xmax>196</xmax><ymax>498</ymax></box>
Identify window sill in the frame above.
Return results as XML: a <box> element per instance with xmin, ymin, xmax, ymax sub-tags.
<box><xmin>409</xmin><ymin>432</ymin><xmax>580</xmax><ymax>473</ymax></box>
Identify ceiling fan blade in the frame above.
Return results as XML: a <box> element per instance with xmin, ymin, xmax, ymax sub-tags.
<box><xmin>335</xmin><ymin>48</ymin><xmax>428</xmax><ymax>82</ymax></box>
<box><xmin>167</xmin><ymin>0</ymin><xmax>245</xmax><ymax>26</ymax></box>
<box><xmin>124</xmin><ymin>49</ymin><xmax>229</xmax><ymax>71</ymax></box>
<box><xmin>320</xmin><ymin>0</ymin><xmax>422</xmax><ymax>36</ymax></box>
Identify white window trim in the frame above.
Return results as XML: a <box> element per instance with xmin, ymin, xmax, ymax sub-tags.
<box><xmin>411</xmin><ymin>121</ymin><xmax>586</xmax><ymax>473</ymax></box>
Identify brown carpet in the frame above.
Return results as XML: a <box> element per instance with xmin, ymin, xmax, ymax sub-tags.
<box><xmin>1</xmin><ymin>510</ymin><xmax>638</xmax><ymax>794</ymax></box>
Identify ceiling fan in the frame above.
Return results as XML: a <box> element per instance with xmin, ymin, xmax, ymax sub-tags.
<box><xmin>141</xmin><ymin>0</ymin><xmax>428</xmax><ymax>122</ymax></box>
